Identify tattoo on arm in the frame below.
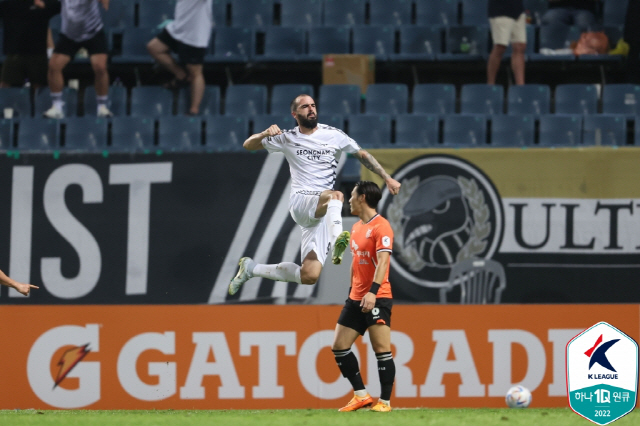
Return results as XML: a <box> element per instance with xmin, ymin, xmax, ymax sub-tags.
<box><xmin>358</xmin><ymin>150</ymin><xmax>390</xmax><ymax>180</ymax></box>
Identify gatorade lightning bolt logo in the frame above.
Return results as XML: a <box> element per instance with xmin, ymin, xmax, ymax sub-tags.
<box><xmin>54</xmin><ymin>344</ymin><xmax>90</xmax><ymax>389</ymax></box>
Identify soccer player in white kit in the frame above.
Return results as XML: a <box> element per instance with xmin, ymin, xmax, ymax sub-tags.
<box><xmin>229</xmin><ymin>94</ymin><xmax>401</xmax><ymax>295</ymax></box>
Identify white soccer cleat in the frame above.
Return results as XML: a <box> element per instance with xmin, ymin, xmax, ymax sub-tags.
<box><xmin>228</xmin><ymin>257</ymin><xmax>255</xmax><ymax>295</ymax></box>
<box><xmin>43</xmin><ymin>106</ymin><xmax>64</xmax><ymax>119</ymax></box>
<box><xmin>97</xmin><ymin>104</ymin><xmax>113</xmax><ymax>117</ymax></box>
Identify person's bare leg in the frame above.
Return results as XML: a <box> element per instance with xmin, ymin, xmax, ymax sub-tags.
<box><xmin>487</xmin><ymin>44</ymin><xmax>507</xmax><ymax>85</ymax></box>
<box><xmin>48</xmin><ymin>53</ymin><xmax>70</xmax><ymax>93</ymax></box>
<box><xmin>147</xmin><ymin>38</ymin><xmax>187</xmax><ymax>80</ymax></box>
<box><xmin>90</xmin><ymin>53</ymin><xmax>109</xmax><ymax>96</ymax></box>
<box><xmin>511</xmin><ymin>42</ymin><xmax>526</xmax><ymax>85</ymax></box>
<box><xmin>186</xmin><ymin>63</ymin><xmax>204</xmax><ymax>114</ymax></box>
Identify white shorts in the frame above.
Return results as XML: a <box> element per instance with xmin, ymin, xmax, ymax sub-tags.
<box><xmin>490</xmin><ymin>14</ymin><xmax>527</xmax><ymax>46</ymax></box>
<box><xmin>289</xmin><ymin>192</ymin><xmax>331</xmax><ymax>265</ymax></box>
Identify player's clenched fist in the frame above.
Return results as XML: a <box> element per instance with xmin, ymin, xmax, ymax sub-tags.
<box><xmin>262</xmin><ymin>125</ymin><xmax>282</xmax><ymax>137</ymax></box>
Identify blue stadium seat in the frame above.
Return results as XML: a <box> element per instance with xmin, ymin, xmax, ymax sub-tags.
<box><xmin>177</xmin><ymin>85</ymin><xmax>221</xmax><ymax>115</ymax></box>
<box><xmin>490</xmin><ymin>115</ymin><xmax>534</xmax><ymax>146</ymax></box>
<box><xmin>413</xmin><ymin>83</ymin><xmax>456</xmax><ymax>114</ymax></box>
<box><xmin>602</xmin><ymin>84</ymin><xmax>640</xmax><ymax>116</ymax></box>
<box><xmin>84</xmin><ymin>85</ymin><xmax>128</xmax><ymax>117</ymax></box>
<box><xmin>523</xmin><ymin>0</ymin><xmax>548</xmax><ymax>24</ymax></box>
<box><xmin>259</xmin><ymin>27</ymin><xmax>306</xmax><ymax>61</ymax></box>
<box><xmin>111</xmin><ymin>117</ymin><xmax>155</xmax><ymax>151</ymax></box>
<box><xmin>17</xmin><ymin>118</ymin><xmax>60</xmax><ymax>150</ymax></box>
<box><xmin>138</xmin><ymin>0</ymin><xmax>176</xmax><ymax>28</ymax></box>
<box><xmin>394</xmin><ymin>26</ymin><xmax>441</xmax><ymax>61</ymax></box>
<box><xmin>64</xmin><ymin>117</ymin><xmax>108</xmax><ymax>151</ymax></box>
<box><xmin>582</xmin><ymin>114</ymin><xmax>627</xmax><ymax>146</ymax></box>
<box><xmin>0</xmin><ymin>119</ymin><xmax>14</xmax><ymax>149</ymax></box>
<box><xmin>308</xmin><ymin>27</ymin><xmax>350</xmax><ymax>60</ymax></box>
<box><xmin>204</xmin><ymin>116</ymin><xmax>249</xmax><ymax>151</ymax></box>
<box><xmin>347</xmin><ymin>115</ymin><xmax>392</xmax><ymax>148</ymax></box>
<box><xmin>209</xmin><ymin>27</ymin><xmax>254</xmax><ymax>62</ymax></box>
<box><xmin>340</xmin><ymin>155</ymin><xmax>361</xmax><ymax>184</ymax></box>
<box><xmin>324</xmin><ymin>0</ymin><xmax>366</xmax><ymax>26</ymax></box>
<box><xmin>365</xmin><ymin>84</ymin><xmax>409</xmax><ymax>115</ymax></box>
<box><xmin>100</xmin><ymin>0</ymin><xmax>135</xmax><ymax>30</ymax></box>
<box><xmin>270</xmin><ymin>84</ymin><xmax>315</xmax><ymax>115</ymax></box>
<box><xmin>554</xmin><ymin>84</ymin><xmax>598</xmax><ymax>114</ymax></box>
<box><xmin>507</xmin><ymin>84</ymin><xmax>551</xmax><ymax>115</ymax></box>
<box><xmin>231</xmin><ymin>0</ymin><xmax>273</xmax><ymax>27</ymax></box>
<box><xmin>212</xmin><ymin>0</ymin><xmax>227</xmax><ymax>27</ymax></box>
<box><xmin>319</xmin><ymin>84</ymin><xmax>361</xmax><ymax>115</ymax></box>
<box><xmin>460</xmin><ymin>84</ymin><xmax>504</xmax><ymax>115</ymax></box>
<box><xmin>253</xmin><ymin>114</ymin><xmax>297</xmax><ymax>134</ymax></box>
<box><xmin>443</xmin><ymin>115</ymin><xmax>487</xmax><ymax>146</ymax></box>
<box><xmin>130</xmin><ymin>86</ymin><xmax>174</xmax><ymax>116</ymax></box>
<box><xmin>34</xmin><ymin>87</ymin><xmax>78</xmax><ymax>117</ymax></box>
<box><xmin>369</xmin><ymin>0</ymin><xmax>412</xmax><ymax>26</ymax></box>
<box><xmin>158</xmin><ymin>116</ymin><xmax>203</xmax><ymax>151</ymax></box>
<box><xmin>416</xmin><ymin>0</ymin><xmax>458</xmax><ymax>26</ymax></box>
<box><xmin>461</xmin><ymin>0</ymin><xmax>488</xmax><ymax>25</ymax></box>
<box><xmin>323</xmin><ymin>114</ymin><xmax>345</xmax><ymax>130</ymax></box>
<box><xmin>113</xmin><ymin>27</ymin><xmax>157</xmax><ymax>63</ymax></box>
<box><xmin>224</xmin><ymin>84</ymin><xmax>268</xmax><ymax>116</ymax></box>
<box><xmin>0</xmin><ymin>88</ymin><xmax>31</xmax><ymax>118</ymax></box>
<box><xmin>529</xmin><ymin>24</ymin><xmax>580</xmax><ymax>61</ymax></box>
<box><xmin>603</xmin><ymin>0</ymin><xmax>628</xmax><ymax>26</ymax></box>
<box><xmin>439</xmin><ymin>25</ymin><xmax>489</xmax><ymax>61</ymax></box>
<box><xmin>280</xmin><ymin>0</ymin><xmax>322</xmax><ymax>27</ymax></box>
<box><xmin>538</xmin><ymin>114</ymin><xmax>582</xmax><ymax>146</ymax></box>
<box><xmin>352</xmin><ymin>26</ymin><xmax>395</xmax><ymax>60</ymax></box>
<box><xmin>395</xmin><ymin>114</ymin><xmax>439</xmax><ymax>147</ymax></box>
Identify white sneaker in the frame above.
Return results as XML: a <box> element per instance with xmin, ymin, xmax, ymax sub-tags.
<box><xmin>228</xmin><ymin>257</ymin><xmax>255</xmax><ymax>295</ymax></box>
<box><xmin>97</xmin><ymin>105</ymin><xmax>113</xmax><ymax>117</ymax></box>
<box><xmin>43</xmin><ymin>106</ymin><xmax>64</xmax><ymax>119</ymax></box>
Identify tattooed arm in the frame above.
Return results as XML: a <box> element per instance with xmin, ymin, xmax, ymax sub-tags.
<box><xmin>354</xmin><ymin>149</ymin><xmax>401</xmax><ymax>195</ymax></box>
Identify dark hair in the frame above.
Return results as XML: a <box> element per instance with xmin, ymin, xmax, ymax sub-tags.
<box><xmin>290</xmin><ymin>94</ymin><xmax>313</xmax><ymax>112</ymax></box>
<box><xmin>354</xmin><ymin>181</ymin><xmax>382</xmax><ymax>209</ymax></box>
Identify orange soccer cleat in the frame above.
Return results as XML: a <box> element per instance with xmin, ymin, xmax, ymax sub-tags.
<box><xmin>338</xmin><ymin>393</ymin><xmax>374</xmax><ymax>412</ymax></box>
<box><xmin>370</xmin><ymin>400</ymin><xmax>392</xmax><ymax>412</ymax></box>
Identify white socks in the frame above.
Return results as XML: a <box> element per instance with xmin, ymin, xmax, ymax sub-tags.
<box><xmin>354</xmin><ymin>389</ymin><xmax>368</xmax><ymax>397</ymax></box>
<box><xmin>50</xmin><ymin>92</ymin><xmax>64</xmax><ymax>112</ymax></box>
<box><xmin>252</xmin><ymin>262</ymin><xmax>302</xmax><ymax>284</ymax></box>
<box><xmin>327</xmin><ymin>199</ymin><xmax>344</xmax><ymax>245</ymax></box>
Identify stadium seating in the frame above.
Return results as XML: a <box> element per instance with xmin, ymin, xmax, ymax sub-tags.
<box><xmin>253</xmin><ymin>115</ymin><xmax>297</xmax><ymax>134</ymax></box>
<box><xmin>369</xmin><ymin>0</ymin><xmax>413</xmax><ymax>26</ymax></box>
<box><xmin>460</xmin><ymin>84</ymin><xmax>504</xmax><ymax>115</ymax></box>
<box><xmin>554</xmin><ymin>84</ymin><xmax>599</xmax><ymax>115</ymax></box>
<box><xmin>212</xmin><ymin>0</ymin><xmax>227</xmax><ymax>27</ymax></box>
<box><xmin>538</xmin><ymin>115</ymin><xmax>582</xmax><ymax>146</ymax></box>
<box><xmin>442</xmin><ymin>114</ymin><xmax>487</xmax><ymax>146</ymax></box>
<box><xmin>507</xmin><ymin>84</ymin><xmax>550</xmax><ymax>116</ymax></box>
<box><xmin>490</xmin><ymin>115</ymin><xmax>535</xmax><ymax>147</ymax></box>
<box><xmin>64</xmin><ymin>117</ymin><xmax>108</xmax><ymax>151</ymax></box>
<box><xmin>347</xmin><ymin>115</ymin><xmax>392</xmax><ymax>148</ymax></box>
<box><xmin>270</xmin><ymin>84</ymin><xmax>315</xmax><ymax>114</ymax></box>
<box><xmin>340</xmin><ymin>155</ymin><xmax>361</xmax><ymax>184</ymax></box>
<box><xmin>138</xmin><ymin>0</ymin><xmax>176</xmax><ymax>28</ymax></box>
<box><xmin>365</xmin><ymin>84</ymin><xmax>409</xmax><ymax>115</ymax></box>
<box><xmin>280</xmin><ymin>0</ymin><xmax>322</xmax><ymax>27</ymax></box>
<box><xmin>461</xmin><ymin>0</ymin><xmax>488</xmax><ymax>25</ymax></box>
<box><xmin>209</xmin><ymin>27</ymin><xmax>254</xmax><ymax>62</ymax></box>
<box><xmin>530</xmin><ymin>24</ymin><xmax>580</xmax><ymax>61</ymax></box>
<box><xmin>395</xmin><ymin>26</ymin><xmax>441</xmax><ymax>61</ymax></box>
<box><xmin>100</xmin><ymin>0</ymin><xmax>135</xmax><ymax>30</ymax></box>
<box><xmin>260</xmin><ymin>27</ymin><xmax>306</xmax><ymax>61</ymax></box>
<box><xmin>603</xmin><ymin>0</ymin><xmax>628</xmax><ymax>26</ymax></box>
<box><xmin>17</xmin><ymin>118</ymin><xmax>60</xmax><ymax>150</ymax></box>
<box><xmin>413</xmin><ymin>83</ymin><xmax>456</xmax><ymax>115</ymax></box>
<box><xmin>205</xmin><ymin>116</ymin><xmax>249</xmax><ymax>152</ymax></box>
<box><xmin>177</xmin><ymin>85</ymin><xmax>221</xmax><ymax>116</ymax></box>
<box><xmin>352</xmin><ymin>26</ymin><xmax>395</xmax><ymax>60</ymax></box>
<box><xmin>523</xmin><ymin>0</ymin><xmax>548</xmax><ymax>24</ymax></box>
<box><xmin>324</xmin><ymin>0</ymin><xmax>366</xmax><ymax>26</ymax></box>
<box><xmin>111</xmin><ymin>116</ymin><xmax>155</xmax><ymax>151</ymax></box>
<box><xmin>158</xmin><ymin>116</ymin><xmax>203</xmax><ymax>151</ymax></box>
<box><xmin>114</xmin><ymin>27</ymin><xmax>158</xmax><ymax>63</ymax></box>
<box><xmin>231</xmin><ymin>0</ymin><xmax>273</xmax><ymax>27</ymax></box>
<box><xmin>34</xmin><ymin>88</ymin><xmax>78</xmax><ymax>117</ymax></box>
<box><xmin>602</xmin><ymin>84</ymin><xmax>640</xmax><ymax>116</ymax></box>
<box><xmin>416</xmin><ymin>0</ymin><xmax>458</xmax><ymax>26</ymax></box>
<box><xmin>395</xmin><ymin>114</ymin><xmax>439</xmax><ymax>147</ymax></box>
<box><xmin>0</xmin><ymin>88</ymin><xmax>32</xmax><ymax>118</ymax></box>
<box><xmin>308</xmin><ymin>27</ymin><xmax>350</xmax><ymax>60</ymax></box>
<box><xmin>322</xmin><ymin>114</ymin><xmax>345</xmax><ymax>130</ymax></box>
<box><xmin>130</xmin><ymin>86</ymin><xmax>174</xmax><ymax>116</ymax></box>
<box><xmin>582</xmin><ymin>115</ymin><xmax>627</xmax><ymax>146</ymax></box>
<box><xmin>224</xmin><ymin>85</ymin><xmax>268</xmax><ymax>116</ymax></box>
<box><xmin>0</xmin><ymin>119</ymin><xmax>13</xmax><ymax>149</ymax></box>
<box><xmin>84</xmin><ymin>85</ymin><xmax>128</xmax><ymax>117</ymax></box>
<box><xmin>318</xmin><ymin>84</ymin><xmax>361</xmax><ymax>115</ymax></box>
<box><xmin>439</xmin><ymin>26</ymin><xmax>489</xmax><ymax>61</ymax></box>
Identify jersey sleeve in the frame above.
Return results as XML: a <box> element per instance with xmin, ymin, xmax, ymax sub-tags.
<box><xmin>337</xmin><ymin>129</ymin><xmax>361</xmax><ymax>154</ymax></box>
<box><xmin>261</xmin><ymin>133</ymin><xmax>286</xmax><ymax>153</ymax></box>
<box><xmin>374</xmin><ymin>221</ymin><xmax>394</xmax><ymax>254</ymax></box>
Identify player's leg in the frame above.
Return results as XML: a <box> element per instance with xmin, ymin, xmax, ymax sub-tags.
<box><xmin>228</xmin><ymin>256</ymin><xmax>303</xmax><ymax>296</ymax></box>
<box><xmin>90</xmin><ymin>54</ymin><xmax>111</xmax><ymax>116</ymax></box>
<box><xmin>44</xmin><ymin>52</ymin><xmax>71</xmax><ymax>118</ymax></box>
<box><xmin>147</xmin><ymin>31</ymin><xmax>188</xmax><ymax>83</ymax></box>
<box><xmin>185</xmin><ymin>63</ymin><xmax>204</xmax><ymax>115</ymax></box>
<box><xmin>368</xmin><ymin>321</ymin><xmax>395</xmax><ymax>411</ymax></box>
<box><xmin>315</xmin><ymin>190</ymin><xmax>350</xmax><ymax>264</ymax></box>
<box><xmin>332</xmin><ymin>308</ymin><xmax>373</xmax><ymax>412</ymax></box>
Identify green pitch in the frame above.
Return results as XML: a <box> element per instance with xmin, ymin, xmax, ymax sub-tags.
<box><xmin>1</xmin><ymin>408</ymin><xmax>638</xmax><ymax>426</ymax></box>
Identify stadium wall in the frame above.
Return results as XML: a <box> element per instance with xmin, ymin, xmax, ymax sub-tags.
<box><xmin>0</xmin><ymin>304</ymin><xmax>638</xmax><ymax>409</ymax></box>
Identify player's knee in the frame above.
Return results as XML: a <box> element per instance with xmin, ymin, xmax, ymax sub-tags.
<box><xmin>300</xmin><ymin>270</ymin><xmax>319</xmax><ymax>285</ymax></box>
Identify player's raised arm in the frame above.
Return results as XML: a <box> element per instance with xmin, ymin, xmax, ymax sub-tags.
<box><xmin>243</xmin><ymin>124</ymin><xmax>282</xmax><ymax>151</ymax></box>
<box><xmin>0</xmin><ymin>269</ymin><xmax>38</xmax><ymax>296</ymax></box>
<box><xmin>354</xmin><ymin>149</ymin><xmax>401</xmax><ymax>195</ymax></box>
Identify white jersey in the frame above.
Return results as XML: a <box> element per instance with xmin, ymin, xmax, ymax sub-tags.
<box><xmin>166</xmin><ymin>0</ymin><xmax>213</xmax><ymax>48</ymax></box>
<box><xmin>61</xmin><ymin>0</ymin><xmax>103</xmax><ymax>42</ymax></box>
<box><xmin>262</xmin><ymin>124</ymin><xmax>361</xmax><ymax>196</ymax></box>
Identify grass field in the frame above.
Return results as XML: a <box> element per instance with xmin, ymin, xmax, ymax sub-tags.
<box><xmin>1</xmin><ymin>408</ymin><xmax>638</xmax><ymax>426</ymax></box>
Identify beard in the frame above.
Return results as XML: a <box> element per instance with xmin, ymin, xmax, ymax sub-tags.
<box><xmin>297</xmin><ymin>114</ymin><xmax>318</xmax><ymax>130</ymax></box>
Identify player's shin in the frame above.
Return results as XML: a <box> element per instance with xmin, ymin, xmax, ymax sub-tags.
<box><xmin>327</xmin><ymin>199</ymin><xmax>344</xmax><ymax>244</ymax></box>
<box><xmin>376</xmin><ymin>351</ymin><xmax>395</xmax><ymax>401</ymax></box>
<box><xmin>252</xmin><ymin>262</ymin><xmax>302</xmax><ymax>284</ymax></box>
<box><xmin>332</xmin><ymin>348</ymin><xmax>366</xmax><ymax>393</ymax></box>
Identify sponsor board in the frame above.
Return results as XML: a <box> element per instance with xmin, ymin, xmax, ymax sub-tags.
<box><xmin>1</xmin><ymin>304</ymin><xmax>638</xmax><ymax>409</ymax></box>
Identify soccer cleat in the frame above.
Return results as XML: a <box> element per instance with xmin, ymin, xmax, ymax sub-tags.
<box><xmin>43</xmin><ymin>106</ymin><xmax>64</xmax><ymax>119</ymax></box>
<box><xmin>97</xmin><ymin>105</ymin><xmax>113</xmax><ymax>117</ymax></box>
<box><xmin>338</xmin><ymin>393</ymin><xmax>373</xmax><ymax>412</ymax></box>
<box><xmin>370</xmin><ymin>400</ymin><xmax>392</xmax><ymax>412</ymax></box>
<box><xmin>228</xmin><ymin>257</ymin><xmax>255</xmax><ymax>295</ymax></box>
<box><xmin>332</xmin><ymin>231</ymin><xmax>350</xmax><ymax>265</ymax></box>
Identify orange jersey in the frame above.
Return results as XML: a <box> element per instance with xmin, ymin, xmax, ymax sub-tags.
<box><xmin>349</xmin><ymin>214</ymin><xmax>394</xmax><ymax>300</ymax></box>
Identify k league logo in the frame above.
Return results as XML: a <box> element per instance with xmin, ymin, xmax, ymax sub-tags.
<box><xmin>566</xmin><ymin>322</ymin><xmax>638</xmax><ymax>425</ymax></box>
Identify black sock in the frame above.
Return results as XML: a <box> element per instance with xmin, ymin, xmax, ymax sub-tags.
<box><xmin>376</xmin><ymin>351</ymin><xmax>395</xmax><ymax>401</ymax></box>
<box><xmin>332</xmin><ymin>348</ymin><xmax>365</xmax><ymax>391</ymax></box>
